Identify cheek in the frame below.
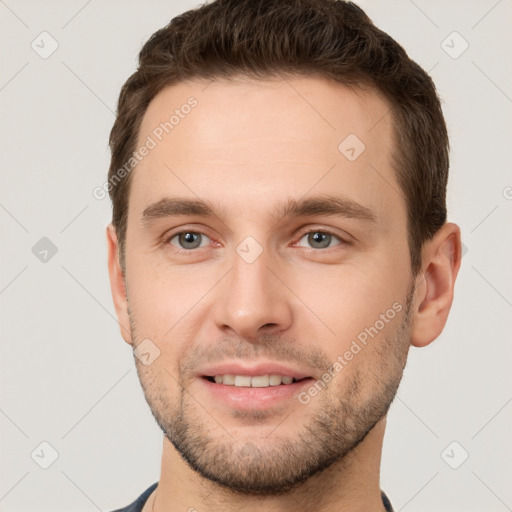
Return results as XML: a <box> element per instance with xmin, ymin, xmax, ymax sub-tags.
<box><xmin>126</xmin><ymin>262</ymin><xmax>215</xmax><ymax>385</ymax></box>
<box><xmin>126</xmin><ymin>255</ymin><xmax>213</xmax><ymax>337</ymax></box>
<box><xmin>287</xmin><ymin>258</ymin><xmax>407</xmax><ymax>354</ymax></box>
<box><xmin>135</xmin><ymin>355</ymin><xmax>182</xmax><ymax>419</ymax></box>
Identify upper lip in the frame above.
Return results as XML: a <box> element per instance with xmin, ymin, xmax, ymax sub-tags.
<box><xmin>198</xmin><ymin>361</ymin><xmax>314</xmax><ymax>380</ymax></box>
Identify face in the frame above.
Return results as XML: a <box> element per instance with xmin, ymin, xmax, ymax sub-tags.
<box><xmin>118</xmin><ymin>76</ymin><xmax>416</xmax><ymax>494</ymax></box>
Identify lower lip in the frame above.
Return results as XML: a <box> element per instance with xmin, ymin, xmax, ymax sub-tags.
<box><xmin>199</xmin><ymin>377</ymin><xmax>314</xmax><ymax>410</ymax></box>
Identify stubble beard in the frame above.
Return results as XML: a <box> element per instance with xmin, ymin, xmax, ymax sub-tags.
<box><xmin>130</xmin><ymin>286</ymin><xmax>414</xmax><ymax>496</ymax></box>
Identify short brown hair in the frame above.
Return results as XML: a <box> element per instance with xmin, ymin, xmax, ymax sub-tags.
<box><xmin>108</xmin><ymin>0</ymin><xmax>449</xmax><ymax>276</ymax></box>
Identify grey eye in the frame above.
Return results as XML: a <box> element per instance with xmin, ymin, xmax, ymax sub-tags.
<box><xmin>170</xmin><ymin>232</ymin><xmax>209</xmax><ymax>250</ymax></box>
<box><xmin>296</xmin><ymin>231</ymin><xmax>341</xmax><ymax>249</ymax></box>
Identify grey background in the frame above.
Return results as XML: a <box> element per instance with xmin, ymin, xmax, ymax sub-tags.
<box><xmin>1</xmin><ymin>0</ymin><xmax>511</xmax><ymax>511</ymax></box>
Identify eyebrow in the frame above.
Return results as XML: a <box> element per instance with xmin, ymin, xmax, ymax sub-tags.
<box><xmin>140</xmin><ymin>194</ymin><xmax>377</xmax><ymax>227</ymax></box>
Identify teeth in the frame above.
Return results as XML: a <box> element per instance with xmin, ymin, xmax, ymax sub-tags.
<box><xmin>251</xmin><ymin>375</ymin><xmax>270</xmax><ymax>387</ymax></box>
<box><xmin>269</xmin><ymin>375</ymin><xmax>282</xmax><ymax>386</ymax></box>
<box><xmin>212</xmin><ymin>374</ymin><xmax>297</xmax><ymax>387</ymax></box>
<box><xmin>222</xmin><ymin>374</ymin><xmax>235</xmax><ymax>385</ymax></box>
<box><xmin>234</xmin><ymin>375</ymin><xmax>252</xmax><ymax>387</ymax></box>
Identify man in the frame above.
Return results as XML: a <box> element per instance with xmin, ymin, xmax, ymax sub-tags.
<box><xmin>106</xmin><ymin>0</ymin><xmax>461</xmax><ymax>510</ymax></box>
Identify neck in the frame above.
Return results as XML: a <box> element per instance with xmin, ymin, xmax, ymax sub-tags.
<box><xmin>149</xmin><ymin>417</ymin><xmax>388</xmax><ymax>512</ymax></box>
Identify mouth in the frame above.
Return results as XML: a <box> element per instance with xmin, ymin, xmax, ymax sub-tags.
<box><xmin>196</xmin><ymin>362</ymin><xmax>316</xmax><ymax>410</ymax></box>
<box><xmin>202</xmin><ymin>374</ymin><xmax>312</xmax><ymax>387</ymax></box>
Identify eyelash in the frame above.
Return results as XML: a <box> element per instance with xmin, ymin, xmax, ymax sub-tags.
<box><xmin>163</xmin><ymin>228</ymin><xmax>350</xmax><ymax>255</ymax></box>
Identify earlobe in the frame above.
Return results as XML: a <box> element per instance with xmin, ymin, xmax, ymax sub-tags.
<box><xmin>106</xmin><ymin>224</ymin><xmax>132</xmax><ymax>345</ymax></box>
<box><xmin>410</xmin><ymin>222</ymin><xmax>462</xmax><ymax>348</ymax></box>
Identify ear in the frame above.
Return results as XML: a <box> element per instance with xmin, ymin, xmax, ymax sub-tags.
<box><xmin>410</xmin><ymin>222</ymin><xmax>462</xmax><ymax>348</ymax></box>
<box><xmin>106</xmin><ymin>223</ymin><xmax>132</xmax><ymax>345</ymax></box>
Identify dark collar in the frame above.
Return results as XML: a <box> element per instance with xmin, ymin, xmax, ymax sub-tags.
<box><xmin>381</xmin><ymin>490</ymin><xmax>394</xmax><ymax>511</ymax></box>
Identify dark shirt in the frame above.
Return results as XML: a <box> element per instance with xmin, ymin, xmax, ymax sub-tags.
<box><xmin>111</xmin><ymin>482</ymin><xmax>394</xmax><ymax>511</ymax></box>
<box><xmin>110</xmin><ymin>482</ymin><xmax>157</xmax><ymax>512</ymax></box>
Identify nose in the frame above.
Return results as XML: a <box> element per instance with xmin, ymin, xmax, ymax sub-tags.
<box><xmin>213</xmin><ymin>245</ymin><xmax>293</xmax><ymax>340</ymax></box>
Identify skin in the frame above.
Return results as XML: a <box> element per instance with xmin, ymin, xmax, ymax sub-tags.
<box><xmin>106</xmin><ymin>76</ymin><xmax>461</xmax><ymax>512</ymax></box>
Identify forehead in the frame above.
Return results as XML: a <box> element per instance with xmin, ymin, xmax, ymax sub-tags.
<box><xmin>129</xmin><ymin>75</ymin><xmax>403</xmax><ymax>227</ymax></box>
